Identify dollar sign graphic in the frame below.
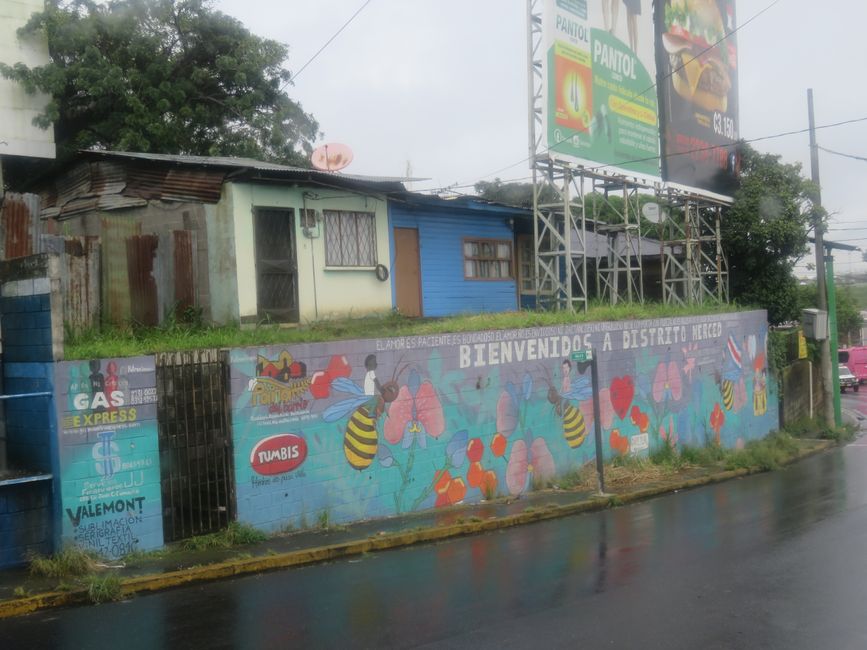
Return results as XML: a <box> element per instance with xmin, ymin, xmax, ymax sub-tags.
<box><xmin>93</xmin><ymin>431</ymin><xmax>120</xmax><ymax>478</ymax></box>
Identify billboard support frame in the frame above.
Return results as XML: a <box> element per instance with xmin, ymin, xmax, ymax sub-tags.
<box><xmin>659</xmin><ymin>190</ymin><xmax>729</xmax><ymax>306</ymax></box>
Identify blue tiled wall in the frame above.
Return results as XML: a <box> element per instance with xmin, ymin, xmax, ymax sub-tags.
<box><xmin>0</xmin><ymin>478</ymin><xmax>53</xmax><ymax>568</ymax></box>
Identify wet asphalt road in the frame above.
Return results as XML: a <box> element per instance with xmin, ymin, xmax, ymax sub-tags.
<box><xmin>4</xmin><ymin>429</ymin><xmax>867</xmax><ymax>648</ymax></box>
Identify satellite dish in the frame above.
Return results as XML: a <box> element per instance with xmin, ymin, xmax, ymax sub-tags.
<box><xmin>641</xmin><ymin>202</ymin><xmax>661</xmax><ymax>223</ymax></box>
<box><xmin>311</xmin><ymin>143</ymin><xmax>354</xmax><ymax>172</ymax></box>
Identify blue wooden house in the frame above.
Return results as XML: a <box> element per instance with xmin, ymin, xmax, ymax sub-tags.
<box><xmin>387</xmin><ymin>194</ymin><xmax>534</xmax><ymax>317</ymax></box>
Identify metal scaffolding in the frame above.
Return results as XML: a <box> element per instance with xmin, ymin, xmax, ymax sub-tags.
<box><xmin>526</xmin><ymin>0</ymin><xmax>728</xmax><ymax>311</ymax></box>
<box><xmin>659</xmin><ymin>191</ymin><xmax>729</xmax><ymax>306</ymax></box>
<box><xmin>591</xmin><ymin>175</ymin><xmax>648</xmax><ymax>306</ymax></box>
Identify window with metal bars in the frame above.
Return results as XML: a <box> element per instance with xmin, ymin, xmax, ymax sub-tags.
<box><xmin>324</xmin><ymin>210</ymin><xmax>377</xmax><ymax>267</ymax></box>
<box><xmin>463</xmin><ymin>238</ymin><xmax>513</xmax><ymax>280</ymax></box>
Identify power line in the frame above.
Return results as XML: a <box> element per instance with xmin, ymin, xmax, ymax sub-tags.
<box><xmin>281</xmin><ymin>0</ymin><xmax>373</xmax><ymax>89</ymax></box>
<box><xmin>420</xmin><ymin>114</ymin><xmax>867</xmax><ymax>195</ymax></box>
<box><xmin>451</xmin><ymin>0</ymin><xmax>784</xmax><ymax>189</ymax></box>
<box><xmin>818</xmin><ymin>145</ymin><xmax>867</xmax><ymax>163</ymax></box>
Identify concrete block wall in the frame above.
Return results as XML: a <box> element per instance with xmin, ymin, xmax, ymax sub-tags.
<box><xmin>0</xmin><ymin>477</ymin><xmax>52</xmax><ymax>567</ymax></box>
<box><xmin>229</xmin><ymin>310</ymin><xmax>780</xmax><ymax>533</ymax></box>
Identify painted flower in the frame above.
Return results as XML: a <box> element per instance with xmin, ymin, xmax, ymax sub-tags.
<box><xmin>630</xmin><ymin>406</ymin><xmax>650</xmax><ymax>433</ymax></box>
<box><xmin>610</xmin><ymin>428</ymin><xmax>630</xmax><ymax>455</ymax></box>
<box><xmin>384</xmin><ymin>369</ymin><xmax>444</xmax><ymax>448</ymax></box>
<box><xmin>710</xmin><ymin>402</ymin><xmax>725</xmax><ymax>443</ymax></box>
<box><xmin>434</xmin><ymin>470</ymin><xmax>467</xmax><ymax>508</ymax></box>
<box><xmin>505</xmin><ymin>435</ymin><xmax>555</xmax><ymax>496</ymax></box>
<box><xmin>652</xmin><ymin>361</ymin><xmax>683</xmax><ymax>403</ymax></box>
<box><xmin>580</xmin><ymin>387</ymin><xmax>615</xmax><ymax>430</ymax></box>
<box><xmin>490</xmin><ymin>432</ymin><xmax>508</xmax><ymax>457</ymax></box>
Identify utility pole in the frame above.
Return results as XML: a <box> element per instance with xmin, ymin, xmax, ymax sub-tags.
<box><xmin>807</xmin><ymin>89</ymin><xmax>835</xmax><ymax>428</ymax></box>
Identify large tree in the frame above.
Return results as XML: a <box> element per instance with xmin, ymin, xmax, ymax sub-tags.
<box><xmin>1</xmin><ymin>0</ymin><xmax>319</xmax><ymax>178</ymax></box>
<box><xmin>722</xmin><ymin>144</ymin><xmax>814</xmax><ymax>323</ymax></box>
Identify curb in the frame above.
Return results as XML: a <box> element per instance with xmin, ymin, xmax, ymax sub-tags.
<box><xmin>0</xmin><ymin>440</ymin><xmax>834</xmax><ymax>620</ymax></box>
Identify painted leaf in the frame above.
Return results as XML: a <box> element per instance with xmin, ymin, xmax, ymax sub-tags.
<box><xmin>446</xmin><ymin>429</ymin><xmax>469</xmax><ymax>467</ymax></box>
<box><xmin>378</xmin><ymin>445</ymin><xmax>394</xmax><ymax>468</ymax></box>
<box><xmin>407</xmin><ymin>368</ymin><xmax>422</xmax><ymax>395</ymax></box>
<box><xmin>522</xmin><ymin>372</ymin><xmax>533</xmax><ymax>401</ymax></box>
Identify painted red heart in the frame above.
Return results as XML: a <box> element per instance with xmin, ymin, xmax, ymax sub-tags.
<box><xmin>609</xmin><ymin>376</ymin><xmax>634</xmax><ymax>420</ymax></box>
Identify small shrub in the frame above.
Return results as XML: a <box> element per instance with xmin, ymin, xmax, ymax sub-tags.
<box><xmin>29</xmin><ymin>547</ymin><xmax>98</xmax><ymax>578</ymax></box>
<box><xmin>316</xmin><ymin>510</ymin><xmax>330</xmax><ymax>529</ymax></box>
<box><xmin>83</xmin><ymin>573</ymin><xmax>122</xmax><ymax>604</ymax></box>
<box><xmin>12</xmin><ymin>586</ymin><xmax>28</xmax><ymax>598</ymax></box>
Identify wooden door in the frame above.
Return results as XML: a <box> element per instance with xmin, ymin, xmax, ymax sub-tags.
<box><xmin>394</xmin><ymin>227</ymin><xmax>422</xmax><ymax>317</ymax></box>
<box><xmin>254</xmin><ymin>208</ymin><xmax>299</xmax><ymax>323</ymax></box>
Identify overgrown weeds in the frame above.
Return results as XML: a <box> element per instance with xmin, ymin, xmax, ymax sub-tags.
<box><xmin>182</xmin><ymin>522</ymin><xmax>268</xmax><ymax>551</ymax></box>
<box><xmin>29</xmin><ymin>546</ymin><xmax>99</xmax><ymax>578</ymax></box>
<box><xmin>558</xmin><ymin>431</ymin><xmax>808</xmax><ymax>492</ymax></box>
<box><xmin>66</xmin><ymin>302</ymin><xmax>744</xmax><ymax>359</ymax></box>
<box><xmin>82</xmin><ymin>573</ymin><xmax>122</xmax><ymax>604</ymax></box>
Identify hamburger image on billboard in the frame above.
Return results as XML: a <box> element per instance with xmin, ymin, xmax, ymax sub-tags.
<box><xmin>657</xmin><ymin>0</ymin><xmax>739</xmax><ymax>197</ymax></box>
<box><xmin>662</xmin><ymin>0</ymin><xmax>732</xmax><ymax>112</ymax></box>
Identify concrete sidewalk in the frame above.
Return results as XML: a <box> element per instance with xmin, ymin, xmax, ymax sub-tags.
<box><xmin>0</xmin><ymin>438</ymin><xmax>836</xmax><ymax>619</ymax></box>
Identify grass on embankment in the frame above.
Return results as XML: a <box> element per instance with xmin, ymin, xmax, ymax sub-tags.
<box><xmin>65</xmin><ymin>301</ymin><xmax>744</xmax><ymax>359</ymax></box>
<box><xmin>556</xmin><ymin>419</ymin><xmax>855</xmax><ymax>492</ymax></box>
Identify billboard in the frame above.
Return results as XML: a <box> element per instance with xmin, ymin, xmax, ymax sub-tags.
<box><xmin>0</xmin><ymin>0</ymin><xmax>55</xmax><ymax>159</ymax></box>
<box><xmin>541</xmin><ymin>0</ymin><xmax>660</xmax><ymax>178</ymax></box>
<box><xmin>656</xmin><ymin>0</ymin><xmax>739</xmax><ymax>196</ymax></box>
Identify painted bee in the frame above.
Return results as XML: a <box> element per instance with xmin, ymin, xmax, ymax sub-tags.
<box><xmin>545</xmin><ymin>360</ymin><xmax>594</xmax><ymax>449</ymax></box>
<box><xmin>322</xmin><ymin>355</ymin><xmax>402</xmax><ymax>471</ymax></box>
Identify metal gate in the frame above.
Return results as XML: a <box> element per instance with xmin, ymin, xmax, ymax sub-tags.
<box><xmin>156</xmin><ymin>349</ymin><xmax>235</xmax><ymax>542</ymax></box>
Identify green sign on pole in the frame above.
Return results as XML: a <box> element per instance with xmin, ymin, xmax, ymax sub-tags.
<box><xmin>570</xmin><ymin>350</ymin><xmax>593</xmax><ymax>363</ymax></box>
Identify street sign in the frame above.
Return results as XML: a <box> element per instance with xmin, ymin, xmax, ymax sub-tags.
<box><xmin>570</xmin><ymin>349</ymin><xmax>593</xmax><ymax>362</ymax></box>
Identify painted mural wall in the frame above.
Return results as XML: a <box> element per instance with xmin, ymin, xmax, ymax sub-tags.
<box><xmin>54</xmin><ymin>357</ymin><xmax>163</xmax><ymax>557</ymax></box>
<box><xmin>230</xmin><ymin>311</ymin><xmax>778</xmax><ymax>532</ymax></box>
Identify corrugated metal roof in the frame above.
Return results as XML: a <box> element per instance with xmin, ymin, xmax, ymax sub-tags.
<box><xmin>81</xmin><ymin>150</ymin><xmax>417</xmax><ymax>186</ymax></box>
<box><xmin>124</xmin><ymin>165</ymin><xmax>225</xmax><ymax>203</ymax></box>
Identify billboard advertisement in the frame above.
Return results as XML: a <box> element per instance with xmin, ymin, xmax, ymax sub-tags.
<box><xmin>656</xmin><ymin>0</ymin><xmax>739</xmax><ymax>196</ymax></box>
<box><xmin>542</xmin><ymin>0</ymin><xmax>660</xmax><ymax>178</ymax></box>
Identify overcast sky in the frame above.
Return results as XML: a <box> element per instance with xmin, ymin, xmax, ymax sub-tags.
<box><xmin>214</xmin><ymin>0</ymin><xmax>867</xmax><ymax>277</ymax></box>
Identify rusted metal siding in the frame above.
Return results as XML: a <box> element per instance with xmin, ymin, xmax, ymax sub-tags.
<box><xmin>102</xmin><ymin>216</ymin><xmax>141</xmax><ymax>323</ymax></box>
<box><xmin>125</xmin><ymin>166</ymin><xmax>225</xmax><ymax>203</ymax></box>
<box><xmin>61</xmin><ymin>237</ymin><xmax>101</xmax><ymax>331</ymax></box>
<box><xmin>126</xmin><ymin>234</ymin><xmax>159</xmax><ymax>325</ymax></box>
<box><xmin>173</xmin><ymin>230</ymin><xmax>196</xmax><ymax>312</ymax></box>
<box><xmin>1</xmin><ymin>193</ymin><xmax>41</xmax><ymax>259</ymax></box>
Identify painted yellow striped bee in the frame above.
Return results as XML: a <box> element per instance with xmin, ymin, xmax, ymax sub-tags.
<box><xmin>546</xmin><ymin>360</ymin><xmax>593</xmax><ymax>449</ymax></box>
<box><xmin>322</xmin><ymin>355</ymin><xmax>402</xmax><ymax>471</ymax></box>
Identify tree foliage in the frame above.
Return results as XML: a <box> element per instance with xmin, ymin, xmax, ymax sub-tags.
<box><xmin>722</xmin><ymin>144</ymin><xmax>814</xmax><ymax>323</ymax></box>
<box><xmin>0</xmin><ymin>0</ymin><xmax>319</xmax><ymax>177</ymax></box>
